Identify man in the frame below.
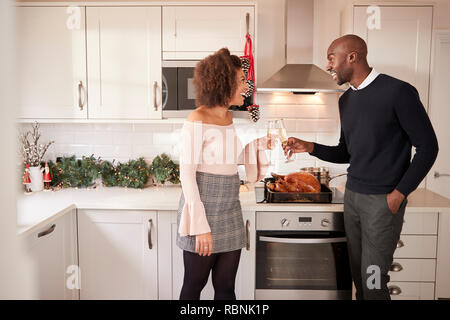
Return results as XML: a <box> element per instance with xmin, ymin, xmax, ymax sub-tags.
<box><xmin>284</xmin><ymin>34</ymin><xmax>439</xmax><ymax>300</ymax></box>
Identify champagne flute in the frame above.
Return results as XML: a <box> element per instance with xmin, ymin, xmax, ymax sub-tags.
<box><xmin>276</xmin><ymin>119</ymin><xmax>294</xmax><ymax>163</ymax></box>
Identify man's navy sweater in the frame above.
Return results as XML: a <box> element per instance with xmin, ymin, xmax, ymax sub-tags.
<box><xmin>311</xmin><ymin>74</ymin><xmax>439</xmax><ymax>197</ymax></box>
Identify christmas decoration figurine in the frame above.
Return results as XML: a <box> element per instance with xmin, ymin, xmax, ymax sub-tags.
<box><xmin>43</xmin><ymin>161</ymin><xmax>52</xmax><ymax>191</ymax></box>
<box><xmin>23</xmin><ymin>163</ymin><xmax>32</xmax><ymax>194</ymax></box>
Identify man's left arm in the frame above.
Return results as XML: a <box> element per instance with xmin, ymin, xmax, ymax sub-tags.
<box><xmin>389</xmin><ymin>83</ymin><xmax>439</xmax><ymax>212</ymax></box>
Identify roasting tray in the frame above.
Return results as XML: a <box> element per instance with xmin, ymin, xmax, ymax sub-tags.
<box><xmin>263</xmin><ymin>177</ymin><xmax>332</xmax><ymax>203</ymax></box>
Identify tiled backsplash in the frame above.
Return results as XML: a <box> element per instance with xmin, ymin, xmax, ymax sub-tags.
<box><xmin>17</xmin><ymin>93</ymin><xmax>348</xmax><ymax>185</ymax></box>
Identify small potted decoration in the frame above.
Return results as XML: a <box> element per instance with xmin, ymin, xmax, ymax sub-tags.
<box><xmin>18</xmin><ymin>122</ymin><xmax>54</xmax><ymax>192</ymax></box>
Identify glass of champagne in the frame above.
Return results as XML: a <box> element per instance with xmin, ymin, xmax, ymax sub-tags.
<box><xmin>275</xmin><ymin>119</ymin><xmax>294</xmax><ymax>163</ymax></box>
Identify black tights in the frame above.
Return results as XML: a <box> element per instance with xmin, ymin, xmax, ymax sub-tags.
<box><xmin>180</xmin><ymin>249</ymin><xmax>242</xmax><ymax>300</ymax></box>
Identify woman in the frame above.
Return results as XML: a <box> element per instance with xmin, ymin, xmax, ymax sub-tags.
<box><xmin>176</xmin><ymin>48</ymin><xmax>269</xmax><ymax>300</ymax></box>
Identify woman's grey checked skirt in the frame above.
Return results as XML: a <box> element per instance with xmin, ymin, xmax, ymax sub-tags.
<box><xmin>176</xmin><ymin>171</ymin><xmax>247</xmax><ymax>254</ymax></box>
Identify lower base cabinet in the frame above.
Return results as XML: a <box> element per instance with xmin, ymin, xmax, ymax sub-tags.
<box><xmin>77</xmin><ymin>210</ymin><xmax>158</xmax><ymax>299</ymax></box>
<box><xmin>157</xmin><ymin>211</ymin><xmax>256</xmax><ymax>300</ymax></box>
<box><xmin>21</xmin><ymin>209</ymin><xmax>78</xmax><ymax>300</ymax></box>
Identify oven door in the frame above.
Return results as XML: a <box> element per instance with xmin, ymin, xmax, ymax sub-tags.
<box><xmin>255</xmin><ymin>231</ymin><xmax>352</xmax><ymax>300</ymax></box>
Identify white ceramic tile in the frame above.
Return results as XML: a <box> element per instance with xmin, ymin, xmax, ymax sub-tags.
<box><xmin>316</xmin><ymin>132</ymin><xmax>341</xmax><ymax>145</ymax></box>
<box><xmin>74</xmin><ymin>131</ymin><xmax>113</xmax><ymax>145</ymax></box>
<box><xmin>133</xmin><ymin>123</ymin><xmax>173</xmax><ymax>133</ymax></box>
<box><xmin>132</xmin><ymin>145</ymin><xmax>173</xmax><ymax>159</ymax></box>
<box><xmin>152</xmin><ymin>130</ymin><xmax>182</xmax><ymax>145</ymax></box>
<box><xmin>131</xmin><ymin>132</ymin><xmax>153</xmax><ymax>145</ymax></box>
<box><xmin>295</xmin><ymin>119</ymin><xmax>338</xmax><ymax>132</ymax></box>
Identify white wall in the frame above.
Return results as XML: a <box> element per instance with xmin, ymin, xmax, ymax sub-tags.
<box><xmin>1</xmin><ymin>0</ymin><xmax>36</xmax><ymax>299</ymax></box>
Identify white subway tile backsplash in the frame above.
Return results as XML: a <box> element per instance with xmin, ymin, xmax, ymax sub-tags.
<box><xmin>316</xmin><ymin>132</ymin><xmax>341</xmax><ymax>145</ymax></box>
<box><xmin>295</xmin><ymin>119</ymin><xmax>337</xmax><ymax>132</ymax></box>
<box><xmin>133</xmin><ymin>123</ymin><xmax>173</xmax><ymax>133</ymax></box>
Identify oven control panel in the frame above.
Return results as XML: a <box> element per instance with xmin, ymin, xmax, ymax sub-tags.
<box><xmin>256</xmin><ymin>211</ymin><xmax>345</xmax><ymax>232</ymax></box>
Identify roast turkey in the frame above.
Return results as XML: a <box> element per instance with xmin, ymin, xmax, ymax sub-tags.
<box><xmin>267</xmin><ymin>172</ymin><xmax>321</xmax><ymax>193</ymax></box>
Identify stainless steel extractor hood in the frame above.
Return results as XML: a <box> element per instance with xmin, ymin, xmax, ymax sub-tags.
<box><xmin>257</xmin><ymin>64</ymin><xmax>346</xmax><ymax>93</ymax></box>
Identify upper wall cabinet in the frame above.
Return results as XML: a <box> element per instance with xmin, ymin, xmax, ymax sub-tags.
<box><xmin>86</xmin><ymin>7</ymin><xmax>162</xmax><ymax>119</ymax></box>
<box><xmin>16</xmin><ymin>6</ymin><xmax>87</xmax><ymax>119</ymax></box>
<box><xmin>352</xmin><ymin>5</ymin><xmax>433</xmax><ymax>110</ymax></box>
<box><xmin>162</xmin><ymin>6</ymin><xmax>255</xmax><ymax>60</ymax></box>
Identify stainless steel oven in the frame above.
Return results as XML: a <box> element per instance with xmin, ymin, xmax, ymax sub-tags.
<box><xmin>255</xmin><ymin>211</ymin><xmax>352</xmax><ymax>300</ymax></box>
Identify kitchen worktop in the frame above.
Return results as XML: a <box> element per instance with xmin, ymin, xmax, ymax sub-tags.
<box><xmin>17</xmin><ymin>185</ymin><xmax>450</xmax><ymax>236</ymax></box>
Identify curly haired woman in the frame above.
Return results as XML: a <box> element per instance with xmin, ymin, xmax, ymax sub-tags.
<box><xmin>176</xmin><ymin>48</ymin><xmax>269</xmax><ymax>300</ymax></box>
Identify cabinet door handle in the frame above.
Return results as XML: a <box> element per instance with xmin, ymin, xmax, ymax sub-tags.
<box><xmin>390</xmin><ymin>262</ymin><xmax>403</xmax><ymax>272</ymax></box>
<box><xmin>148</xmin><ymin>219</ymin><xmax>153</xmax><ymax>250</ymax></box>
<box><xmin>77</xmin><ymin>81</ymin><xmax>85</xmax><ymax>111</ymax></box>
<box><xmin>246</xmin><ymin>219</ymin><xmax>250</xmax><ymax>251</ymax></box>
<box><xmin>435</xmin><ymin>171</ymin><xmax>450</xmax><ymax>178</ymax></box>
<box><xmin>153</xmin><ymin>81</ymin><xmax>158</xmax><ymax>111</ymax></box>
<box><xmin>388</xmin><ymin>285</ymin><xmax>402</xmax><ymax>296</ymax></box>
<box><xmin>37</xmin><ymin>224</ymin><xmax>56</xmax><ymax>238</ymax></box>
<box><xmin>397</xmin><ymin>239</ymin><xmax>404</xmax><ymax>248</ymax></box>
<box><xmin>245</xmin><ymin>12</ymin><xmax>250</xmax><ymax>36</ymax></box>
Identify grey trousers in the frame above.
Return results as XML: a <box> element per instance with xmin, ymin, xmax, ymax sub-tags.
<box><xmin>344</xmin><ymin>188</ymin><xmax>407</xmax><ymax>300</ymax></box>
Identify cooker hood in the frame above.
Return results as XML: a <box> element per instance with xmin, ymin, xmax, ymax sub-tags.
<box><xmin>257</xmin><ymin>64</ymin><xmax>346</xmax><ymax>94</ymax></box>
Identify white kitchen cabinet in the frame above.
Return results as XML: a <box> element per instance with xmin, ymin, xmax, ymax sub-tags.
<box><xmin>387</xmin><ymin>211</ymin><xmax>439</xmax><ymax>300</ymax></box>
<box><xmin>157</xmin><ymin>210</ymin><xmax>255</xmax><ymax>300</ymax></box>
<box><xmin>163</xmin><ymin>6</ymin><xmax>254</xmax><ymax>60</ymax></box>
<box><xmin>388</xmin><ymin>282</ymin><xmax>435</xmax><ymax>300</ymax></box>
<box><xmin>77</xmin><ymin>210</ymin><xmax>158</xmax><ymax>299</ymax></box>
<box><xmin>436</xmin><ymin>212</ymin><xmax>450</xmax><ymax>299</ymax></box>
<box><xmin>16</xmin><ymin>6</ymin><xmax>87</xmax><ymax>119</ymax></box>
<box><xmin>352</xmin><ymin>5</ymin><xmax>433</xmax><ymax>111</ymax></box>
<box><xmin>21</xmin><ymin>209</ymin><xmax>78</xmax><ymax>300</ymax></box>
<box><xmin>235</xmin><ymin>210</ymin><xmax>256</xmax><ymax>300</ymax></box>
<box><xmin>86</xmin><ymin>7</ymin><xmax>162</xmax><ymax>119</ymax></box>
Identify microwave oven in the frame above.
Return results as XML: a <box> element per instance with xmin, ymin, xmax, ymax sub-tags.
<box><xmin>162</xmin><ymin>60</ymin><xmax>253</xmax><ymax>117</ymax></box>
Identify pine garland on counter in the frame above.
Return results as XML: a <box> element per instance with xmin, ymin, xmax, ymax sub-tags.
<box><xmin>99</xmin><ymin>157</ymin><xmax>150</xmax><ymax>189</ymax></box>
<box><xmin>42</xmin><ymin>154</ymin><xmax>179</xmax><ymax>190</ymax></box>
<box><xmin>44</xmin><ymin>155</ymin><xmax>102</xmax><ymax>188</ymax></box>
<box><xmin>149</xmin><ymin>153</ymin><xmax>180</xmax><ymax>185</ymax></box>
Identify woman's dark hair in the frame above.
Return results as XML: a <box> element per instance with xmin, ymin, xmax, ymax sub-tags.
<box><xmin>193</xmin><ymin>48</ymin><xmax>242</xmax><ymax>107</ymax></box>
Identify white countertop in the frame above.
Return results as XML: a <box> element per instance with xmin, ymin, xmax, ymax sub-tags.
<box><xmin>17</xmin><ymin>185</ymin><xmax>450</xmax><ymax>236</ymax></box>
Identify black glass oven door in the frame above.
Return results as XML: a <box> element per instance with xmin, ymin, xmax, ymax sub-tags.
<box><xmin>256</xmin><ymin>231</ymin><xmax>352</xmax><ymax>291</ymax></box>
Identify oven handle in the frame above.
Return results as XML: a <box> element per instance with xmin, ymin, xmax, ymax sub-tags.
<box><xmin>259</xmin><ymin>236</ymin><xmax>347</xmax><ymax>244</ymax></box>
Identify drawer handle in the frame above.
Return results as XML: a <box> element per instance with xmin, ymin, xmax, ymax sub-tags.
<box><xmin>148</xmin><ymin>219</ymin><xmax>153</xmax><ymax>250</ymax></box>
<box><xmin>390</xmin><ymin>262</ymin><xmax>403</xmax><ymax>272</ymax></box>
<box><xmin>397</xmin><ymin>239</ymin><xmax>404</xmax><ymax>248</ymax></box>
<box><xmin>389</xmin><ymin>285</ymin><xmax>402</xmax><ymax>296</ymax></box>
<box><xmin>246</xmin><ymin>219</ymin><xmax>250</xmax><ymax>251</ymax></box>
<box><xmin>37</xmin><ymin>224</ymin><xmax>56</xmax><ymax>238</ymax></box>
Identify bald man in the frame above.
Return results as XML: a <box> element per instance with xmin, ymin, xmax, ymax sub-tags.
<box><xmin>284</xmin><ymin>35</ymin><xmax>439</xmax><ymax>300</ymax></box>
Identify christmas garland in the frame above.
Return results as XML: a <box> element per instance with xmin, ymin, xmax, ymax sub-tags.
<box><xmin>41</xmin><ymin>154</ymin><xmax>179</xmax><ymax>189</ymax></box>
<box><xmin>44</xmin><ymin>155</ymin><xmax>101</xmax><ymax>188</ymax></box>
<box><xmin>99</xmin><ymin>157</ymin><xmax>150</xmax><ymax>189</ymax></box>
<box><xmin>149</xmin><ymin>153</ymin><xmax>180</xmax><ymax>185</ymax></box>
